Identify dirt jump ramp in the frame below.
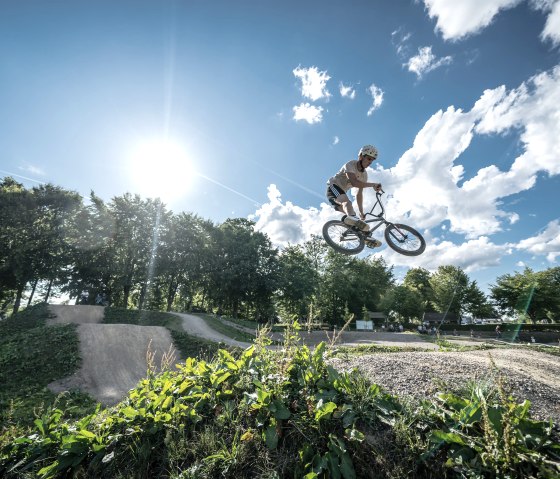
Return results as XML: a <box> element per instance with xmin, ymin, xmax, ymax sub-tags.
<box><xmin>47</xmin><ymin>306</ymin><xmax>182</xmax><ymax>405</ymax></box>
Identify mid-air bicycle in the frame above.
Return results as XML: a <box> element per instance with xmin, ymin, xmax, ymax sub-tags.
<box><xmin>322</xmin><ymin>189</ymin><xmax>426</xmax><ymax>256</ymax></box>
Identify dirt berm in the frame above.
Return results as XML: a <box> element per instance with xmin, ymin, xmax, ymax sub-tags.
<box><xmin>47</xmin><ymin>305</ymin><xmax>181</xmax><ymax>405</ymax></box>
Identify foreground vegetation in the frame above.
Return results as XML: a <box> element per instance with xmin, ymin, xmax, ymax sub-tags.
<box><xmin>1</xmin><ymin>316</ymin><xmax>559</xmax><ymax>478</ymax></box>
<box><xmin>0</xmin><ymin>304</ymin><xmax>97</xmax><ymax>430</ymax></box>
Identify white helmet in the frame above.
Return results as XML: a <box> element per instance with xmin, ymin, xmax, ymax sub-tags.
<box><xmin>359</xmin><ymin>145</ymin><xmax>378</xmax><ymax>159</ymax></box>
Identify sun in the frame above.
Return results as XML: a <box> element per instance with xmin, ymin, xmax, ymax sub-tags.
<box><xmin>127</xmin><ymin>138</ymin><xmax>194</xmax><ymax>202</ymax></box>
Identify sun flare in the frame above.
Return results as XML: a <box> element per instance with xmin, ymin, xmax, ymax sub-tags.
<box><xmin>127</xmin><ymin>138</ymin><xmax>194</xmax><ymax>202</ymax></box>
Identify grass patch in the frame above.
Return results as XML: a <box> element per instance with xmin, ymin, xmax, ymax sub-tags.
<box><xmin>103</xmin><ymin>307</ymin><xmax>184</xmax><ymax>330</ymax></box>
<box><xmin>196</xmin><ymin>313</ymin><xmax>257</xmax><ymax>343</ymax></box>
<box><xmin>330</xmin><ymin>344</ymin><xmax>431</xmax><ymax>356</ymax></box>
<box><xmin>0</xmin><ymin>304</ymin><xmax>98</xmax><ymax>432</ymax></box>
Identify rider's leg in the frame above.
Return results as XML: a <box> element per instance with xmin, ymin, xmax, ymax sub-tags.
<box><xmin>336</xmin><ymin>195</ymin><xmax>370</xmax><ymax>232</ymax></box>
<box><xmin>335</xmin><ymin>193</ymin><xmax>357</xmax><ymax>217</ymax></box>
<box><xmin>326</xmin><ymin>185</ymin><xmax>368</xmax><ymax>231</ymax></box>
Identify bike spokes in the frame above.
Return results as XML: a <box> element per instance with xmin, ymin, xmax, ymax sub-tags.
<box><xmin>322</xmin><ymin>220</ymin><xmax>365</xmax><ymax>255</ymax></box>
<box><xmin>384</xmin><ymin>223</ymin><xmax>426</xmax><ymax>256</ymax></box>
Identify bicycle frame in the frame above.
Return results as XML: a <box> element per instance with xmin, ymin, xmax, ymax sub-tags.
<box><xmin>362</xmin><ymin>191</ymin><xmax>393</xmax><ymax>235</ymax></box>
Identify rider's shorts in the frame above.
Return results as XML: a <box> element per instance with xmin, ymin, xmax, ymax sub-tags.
<box><xmin>326</xmin><ymin>183</ymin><xmax>346</xmax><ymax>209</ymax></box>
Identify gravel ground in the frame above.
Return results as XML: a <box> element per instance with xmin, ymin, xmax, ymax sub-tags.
<box><xmin>328</xmin><ymin>348</ymin><xmax>560</xmax><ymax>425</ymax></box>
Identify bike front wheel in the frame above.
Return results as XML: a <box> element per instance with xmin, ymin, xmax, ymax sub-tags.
<box><xmin>322</xmin><ymin>220</ymin><xmax>365</xmax><ymax>255</ymax></box>
<box><xmin>384</xmin><ymin>223</ymin><xmax>426</xmax><ymax>256</ymax></box>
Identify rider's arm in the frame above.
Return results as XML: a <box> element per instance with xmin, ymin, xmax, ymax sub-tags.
<box><xmin>346</xmin><ymin>172</ymin><xmax>382</xmax><ymax>190</ymax></box>
<box><xmin>356</xmin><ymin>188</ymin><xmax>365</xmax><ymax>219</ymax></box>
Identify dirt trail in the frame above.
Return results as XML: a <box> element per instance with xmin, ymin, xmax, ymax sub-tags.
<box><xmin>172</xmin><ymin>312</ymin><xmax>252</xmax><ymax>348</ymax></box>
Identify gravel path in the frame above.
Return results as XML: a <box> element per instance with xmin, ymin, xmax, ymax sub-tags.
<box><xmin>329</xmin><ymin>348</ymin><xmax>560</xmax><ymax>424</ymax></box>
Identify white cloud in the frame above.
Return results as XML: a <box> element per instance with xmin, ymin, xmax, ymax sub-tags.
<box><xmin>252</xmin><ymin>184</ymin><xmax>336</xmax><ymax>247</ymax></box>
<box><xmin>292</xmin><ymin>103</ymin><xmax>324</xmax><ymax>124</ymax></box>
<box><xmin>367</xmin><ymin>84</ymin><xmax>384</xmax><ymax>116</ymax></box>
<box><xmin>293</xmin><ymin>66</ymin><xmax>331</xmax><ymax>101</ymax></box>
<box><xmin>333</xmin><ymin>136</ymin><xmax>340</xmax><ymax>145</ymax></box>
<box><xmin>368</xmin><ymin>65</ymin><xmax>560</xmax><ymax>239</ymax></box>
<box><xmin>423</xmin><ymin>0</ymin><xmax>560</xmax><ymax>45</ymax></box>
<box><xmin>19</xmin><ymin>163</ymin><xmax>46</xmax><ymax>176</ymax></box>
<box><xmin>406</xmin><ymin>46</ymin><xmax>453</xmax><ymax>79</ymax></box>
<box><xmin>392</xmin><ymin>28</ymin><xmax>413</xmax><ymax>56</ymax></box>
<box><xmin>339</xmin><ymin>82</ymin><xmax>356</xmax><ymax>99</ymax></box>
<box><xmin>516</xmin><ymin>220</ymin><xmax>560</xmax><ymax>262</ymax></box>
<box><xmin>254</xmin><ymin>65</ymin><xmax>560</xmax><ymax>275</ymax></box>
<box><xmin>377</xmin><ymin>236</ymin><xmax>512</xmax><ymax>273</ymax></box>
<box><xmin>539</xmin><ymin>0</ymin><xmax>560</xmax><ymax>45</ymax></box>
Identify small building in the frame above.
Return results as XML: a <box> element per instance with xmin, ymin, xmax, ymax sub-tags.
<box><xmin>356</xmin><ymin>311</ymin><xmax>386</xmax><ymax>330</ymax></box>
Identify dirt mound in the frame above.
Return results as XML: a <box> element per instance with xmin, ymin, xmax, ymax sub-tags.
<box><xmin>49</xmin><ymin>323</ymin><xmax>181</xmax><ymax>405</ymax></box>
<box><xmin>46</xmin><ymin>305</ymin><xmax>182</xmax><ymax>405</ymax></box>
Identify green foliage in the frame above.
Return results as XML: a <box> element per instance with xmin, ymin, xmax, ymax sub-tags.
<box><xmin>277</xmin><ymin>244</ymin><xmax>319</xmax><ymax>320</ymax></box>
<box><xmin>197</xmin><ymin>313</ymin><xmax>257</xmax><ymax>343</ymax></box>
<box><xmin>0</xmin><ymin>304</ymin><xmax>97</xmax><ymax>429</ymax></box>
<box><xmin>491</xmin><ymin>267</ymin><xmax>560</xmax><ymax>322</ymax></box>
<box><xmin>419</xmin><ymin>380</ymin><xmax>560</xmax><ymax>478</ymax></box>
<box><xmin>380</xmin><ymin>285</ymin><xmax>424</xmax><ymax>321</ymax></box>
<box><xmin>0</xmin><ymin>179</ymin><xmax>83</xmax><ymax>313</ymax></box>
<box><xmin>2</xmin><ymin>325</ymin><xmax>558</xmax><ymax>478</ymax></box>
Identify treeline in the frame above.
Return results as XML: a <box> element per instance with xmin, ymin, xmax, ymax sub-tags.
<box><xmin>1</xmin><ymin>177</ymin><xmax>559</xmax><ymax>323</ymax></box>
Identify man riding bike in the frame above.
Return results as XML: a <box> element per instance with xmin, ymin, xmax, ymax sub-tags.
<box><xmin>326</xmin><ymin>144</ymin><xmax>383</xmax><ymax>248</ymax></box>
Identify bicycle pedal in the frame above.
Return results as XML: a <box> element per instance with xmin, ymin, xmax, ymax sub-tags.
<box><xmin>365</xmin><ymin>239</ymin><xmax>382</xmax><ymax>248</ymax></box>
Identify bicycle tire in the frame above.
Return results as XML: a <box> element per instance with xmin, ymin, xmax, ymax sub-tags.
<box><xmin>322</xmin><ymin>220</ymin><xmax>365</xmax><ymax>255</ymax></box>
<box><xmin>384</xmin><ymin>223</ymin><xmax>426</xmax><ymax>256</ymax></box>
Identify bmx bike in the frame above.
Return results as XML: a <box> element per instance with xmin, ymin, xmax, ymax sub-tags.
<box><xmin>322</xmin><ymin>190</ymin><xmax>426</xmax><ymax>256</ymax></box>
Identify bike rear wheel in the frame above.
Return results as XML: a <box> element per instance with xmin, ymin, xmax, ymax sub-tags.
<box><xmin>384</xmin><ymin>223</ymin><xmax>426</xmax><ymax>256</ymax></box>
<box><xmin>322</xmin><ymin>220</ymin><xmax>365</xmax><ymax>255</ymax></box>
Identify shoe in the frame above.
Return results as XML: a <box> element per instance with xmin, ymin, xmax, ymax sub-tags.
<box><xmin>365</xmin><ymin>238</ymin><xmax>382</xmax><ymax>249</ymax></box>
<box><xmin>342</xmin><ymin>215</ymin><xmax>370</xmax><ymax>232</ymax></box>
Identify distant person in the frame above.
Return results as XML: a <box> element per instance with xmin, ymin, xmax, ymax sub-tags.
<box><xmin>495</xmin><ymin>324</ymin><xmax>502</xmax><ymax>339</ymax></box>
<box><xmin>80</xmin><ymin>291</ymin><xmax>89</xmax><ymax>304</ymax></box>
<box><xmin>326</xmin><ymin>145</ymin><xmax>383</xmax><ymax>248</ymax></box>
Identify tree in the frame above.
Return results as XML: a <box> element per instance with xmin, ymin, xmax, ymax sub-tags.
<box><xmin>0</xmin><ymin>179</ymin><xmax>82</xmax><ymax>313</ymax></box>
<box><xmin>491</xmin><ymin>267</ymin><xmax>560</xmax><ymax>322</ymax></box>
<box><xmin>277</xmin><ymin>245</ymin><xmax>319</xmax><ymax>320</ymax></box>
<box><xmin>403</xmin><ymin>267</ymin><xmax>434</xmax><ymax>311</ymax></box>
<box><xmin>464</xmin><ymin>280</ymin><xmax>495</xmax><ymax>319</ymax></box>
<box><xmin>154</xmin><ymin>212</ymin><xmax>215</xmax><ymax>311</ymax></box>
<box><xmin>208</xmin><ymin>218</ymin><xmax>279</xmax><ymax>320</ymax></box>
<box><xmin>429</xmin><ymin>265</ymin><xmax>469</xmax><ymax>321</ymax></box>
<box><xmin>380</xmin><ymin>285</ymin><xmax>424</xmax><ymax>322</ymax></box>
<box><xmin>106</xmin><ymin>194</ymin><xmax>168</xmax><ymax>309</ymax></box>
<box><xmin>63</xmin><ymin>192</ymin><xmax>115</xmax><ymax>304</ymax></box>
<box><xmin>318</xmin><ymin>252</ymin><xmax>393</xmax><ymax>326</ymax></box>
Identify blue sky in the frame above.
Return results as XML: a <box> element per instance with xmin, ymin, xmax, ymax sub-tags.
<box><xmin>1</xmin><ymin>0</ymin><xmax>559</xmax><ymax>292</ymax></box>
